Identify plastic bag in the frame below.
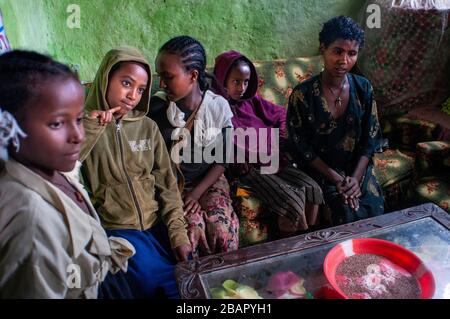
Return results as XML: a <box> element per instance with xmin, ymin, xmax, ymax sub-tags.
<box><xmin>358</xmin><ymin>0</ymin><xmax>450</xmax><ymax>116</ymax></box>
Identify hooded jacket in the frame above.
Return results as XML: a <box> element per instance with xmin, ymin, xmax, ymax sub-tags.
<box><xmin>80</xmin><ymin>47</ymin><xmax>189</xmax><ymax>249</ymax></box>
<box><xmin>212</xmin><ymin>50</ymin><xmax>287</xmax><ymax>168</ymax></box>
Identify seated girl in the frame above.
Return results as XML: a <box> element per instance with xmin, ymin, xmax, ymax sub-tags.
<box><xmin>0</xmin><ymin>50</ymin><xmax>133</xmax><ymax>298</ymax></box>
<box><xmin>286</xmin><ymin>16</ymin><xmax>384</xmax><ymax>225</ymax></box>
<box><xmin>149</xmin><ymin>36</ymin><xmax>239</xmax><ymax>256</ymax></box>
<box><xmin>80</xmin><ymin>46</ymin><xmax>191</xmax><ymax>298</ymax></box>
<box><xmin>212</xmin><ymin>50</ymin><xmax>324</xmax><ymax>237</ymax></box>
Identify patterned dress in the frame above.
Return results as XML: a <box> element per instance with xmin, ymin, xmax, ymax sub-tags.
<box><xmin>287</xmin><ymin>73</ymin><xmax>384</xmax><ymax>225</ymax></box>
<box><xmin>149</xmin><ymin>94</ymin><xmax>239</xmax><ymax>257</ymax></box>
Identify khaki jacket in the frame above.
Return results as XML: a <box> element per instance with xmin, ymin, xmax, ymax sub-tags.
<box><xmin>80</xmin><ymin>47</ymin><xmax>189</xmax><ymax>249</ymax></box>
<box><xmin>0</xmin><ymin>159</ymin><xmax>134</xmax><ymax>298</ymax></box>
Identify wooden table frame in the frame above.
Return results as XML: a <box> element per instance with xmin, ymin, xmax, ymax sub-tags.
<box><xmin>175</xmin><ymin>203</ymin><xmax>450</xmax><ymax>299</ymax></box>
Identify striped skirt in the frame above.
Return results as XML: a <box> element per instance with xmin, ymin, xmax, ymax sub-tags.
<box><xmin>241</xmin><ymin>165</ymin><xmax>323</xmax><ymax>230</ymax></box>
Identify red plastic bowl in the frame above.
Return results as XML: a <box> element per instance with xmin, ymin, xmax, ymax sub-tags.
<box><xmin>323</xmin><ymin>238</ymin><xmax>435</xmax><ymax>299</ymax></box>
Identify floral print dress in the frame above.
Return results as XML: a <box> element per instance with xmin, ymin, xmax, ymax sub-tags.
<box><xmin>286</xmin><ymin>73</ymin><xmax>384</xmax><ymax>225</ymax></box>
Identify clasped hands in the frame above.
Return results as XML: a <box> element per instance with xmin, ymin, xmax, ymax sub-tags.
<box><xmin>336</xmin><ymin>176</ymin><xmax>361</xmax><ymax>211</ymax></box>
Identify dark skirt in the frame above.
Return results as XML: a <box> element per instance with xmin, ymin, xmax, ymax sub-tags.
<box><xmin>241</xmin><ymin>165</ymin><xmax>324</xmax><ymax>230</ymax></box>
<box><xmin>320</xmin><ymin>165</ymin><xmax>384</xmax><ymax>225</ymax></box>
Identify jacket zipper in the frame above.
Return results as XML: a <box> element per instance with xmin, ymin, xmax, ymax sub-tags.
<box><xmin>115</xmin><ymin>121</ymin><xmax>145</xmax><ymax>230</ymax></box>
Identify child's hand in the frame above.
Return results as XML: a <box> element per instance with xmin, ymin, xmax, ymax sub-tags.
<box><xmin>89</xmin><ymin>106</ymin><xmax>122</xmax><ymax>125</ymax></box>
<box><xmin>205</xmin><ymin>220</ymin><xmax>233</xmax><ymax>254</ymax></box>
<box><xmin>183</xmin><ymin>192</ymin><xmax>202</xmax><ymax>215</ymax></box>
<box><xmin>183</xmin><ymin>205</ymin><xmax>211</xmax><ymax>257</ymax></box>
<box><xmin>187</xmin><ymin>224</ymin><xmax>211</xmax><ymax>257</ymax></box>
<box><xmin>173</xmin><ymin>244</ymin><xmax>193</xmax><ymax>262</ymax></box>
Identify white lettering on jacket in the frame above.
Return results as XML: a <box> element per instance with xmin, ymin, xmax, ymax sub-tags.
<box><xmin>129</xmin><ymin>139</ymin><xmax>151</xmax><ymax>152</ymax></box>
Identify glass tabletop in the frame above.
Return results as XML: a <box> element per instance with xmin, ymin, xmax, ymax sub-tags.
<box><xmin>200</xmin><ymin>217</ymin><xmax>450</xmax><ymax>299</ymax></box>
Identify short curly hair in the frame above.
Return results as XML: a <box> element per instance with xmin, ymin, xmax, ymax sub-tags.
<box><xmin>319</xmin><ymin>16</ymin><xmax>365</xmax><ymax>49</ymax></box>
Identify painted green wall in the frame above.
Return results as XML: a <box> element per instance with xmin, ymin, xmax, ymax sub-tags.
<box><xmin>0</xmin><ymin>0</ymin><xmax>365</xmax><ymax>81</ymax></box>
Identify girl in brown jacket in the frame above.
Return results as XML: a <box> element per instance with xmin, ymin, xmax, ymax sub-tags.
<box><xmin>81</xmin><ymin>47</ymin><xmax>191</xmax><ymax>298</ymax></box>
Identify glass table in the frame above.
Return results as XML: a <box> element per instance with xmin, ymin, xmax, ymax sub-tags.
<box><xmin>175</xmin><ymin>203</ymin><xmax>450</xmax><ymax>299</ymax></box>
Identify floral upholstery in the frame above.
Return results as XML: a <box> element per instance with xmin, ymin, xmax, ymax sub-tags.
<box><xmin>373</xmin><ymin>149</ymin><xmax>415</xmax><ymax>212</ymax></box>
<box><xmin>253</xmin><ymin>56</ymin><xmax>324</xmax><ymax>107</ymax></box>
<box><xmin>373</xmin><ymin>149</ymin><xmax>415</xmax><ymax>189</ymax></box>
<box><xmin>443</xmin><ymin>96</ymin><xmax>450</xmax><ymax>116</ymax></box>
<box><xmin>232</xmin><ymin>185</ymin><xmax>270</xmax><ymax>247</ymax></box>
<box><xmin>359</xmin><ymin>1</ymin><xmax>450</xmax><ymax>116</ymax></box>
<box><xmin>406</xmin><ymin>105</ymin><xmax>450</xmax><ymax>142</ymax></box>
<box><xmin>384</xmin><ymin>116</ymin><xmax>438</xmax><ymax>151</ymax></box>
<box><xmin>413</xmin><ymin>177</ymin><xmax>450</xmax><ymax>212</ymax></box>
<box><xmin>411</xmin><ymin>141</ymin><xmax>450</xmax><ymax>212</ymax></box>
<box><xmin>415</xmin><ymin>141</ymin><xmax>450</xmax><ymax>179</ymax></box>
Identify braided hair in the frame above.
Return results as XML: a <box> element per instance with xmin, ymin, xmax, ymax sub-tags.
<box><xmin>158</xmin><ymin>35</ymin><xmax>209</xmax><ymax>91</ymax></box>
<box><xmin>319</xmin><ymin>16</ymin><xmax>365</xmax><ymax>49</ymax></box>
<box><xmin>0</xmin><ymin>50</ymin><xmax>79</xmax><ymax>117</ymax></box>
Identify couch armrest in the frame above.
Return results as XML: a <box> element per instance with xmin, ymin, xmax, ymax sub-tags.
<box><xmin>415</xmin><ymin>141</ymin><xmax>450</xmax><ymax>179</ymax></box>
<box><xmin>391</xmin><ymin>116</ymin><xmax>439</xmax><ymax>150</ymax></box>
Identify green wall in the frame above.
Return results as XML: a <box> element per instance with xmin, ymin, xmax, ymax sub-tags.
<box><xmin>0</xmin><ymin>0</ymin><xmax>365</xmax><ymax>81</ymax></box>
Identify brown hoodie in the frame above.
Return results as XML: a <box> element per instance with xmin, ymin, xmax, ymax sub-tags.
<box><xmin>80</xmin><ymin>47</ymin><xmax>189</xmax><ymax>249</ymax></box>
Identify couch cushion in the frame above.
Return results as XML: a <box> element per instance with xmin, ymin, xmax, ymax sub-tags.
<box><xmin>406</xmin><ymin>105</ymin><xmax>450</xmax><ymax>141</ymax></box>
<box><xmin>413</xmin><ymin>176</ymin><xmax>450</xmax><ymax>212</ymax></box>
<box><xmin>443</xmin><ymin>96</ymin><xmax>450</xmax><ymax>116</ymax></box>
<box><xmin>388</xmin><ymin>116</ymin><xmax>438</xmax><ymax>150</ymax></box>
<box><xmin>373</xmin><ymin>149</ymin><xmax>416</xmax><ymax>212</ymax></box>
<box><xmin>254</xmin><ymin>55</ymin><xmax>323</xmax><ymax>107</ymax></box>
<box><xmin>232</xmin><ymin>185</ymin><xmax>270</xmax><ymax>248</ymax></box>
<box><xmin>382</xmin><ymin>178</ymin><xmax>414</xmax><ymax>212</ymax></box>
<box><xmin>415</xmin><ymin>141</ymin><xmax>450</xmax><ymax>179</ymax></box>
<box><xmin>373</xmin><ymin>149</ymin><xmax>415</xmax><ymax>188</ymax></box>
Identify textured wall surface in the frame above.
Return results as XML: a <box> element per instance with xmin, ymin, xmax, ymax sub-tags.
<box><xmin>0</xmin><ymin>0</ymin><xmax>364</xmax><ymax>81</ymax></box>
